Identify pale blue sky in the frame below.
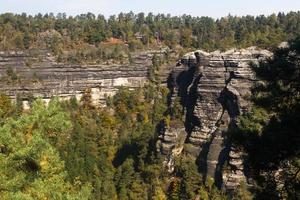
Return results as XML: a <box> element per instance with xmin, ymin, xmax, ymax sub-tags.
<box><xmin>0</xmin><ymin>0</ymin><xmax>300</xmax><ymax>18</ymax></box>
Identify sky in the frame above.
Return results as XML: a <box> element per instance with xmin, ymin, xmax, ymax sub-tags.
<box><xmin>0</xmin><ymin>0</ymin><xmax>300</xmax><ymax>19</ymax></box>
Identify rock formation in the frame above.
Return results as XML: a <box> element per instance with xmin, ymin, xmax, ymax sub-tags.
<box><xmin>0</xmin><ymin>46</ymin><xmax>273</xmax><ymax>192</ymax></box>
<box><xmin>0</xmin><ymin>49</ymin><xmax>166</xmax><ymax>108</ymax></box>
<box><xmin>157</xmin><ymin>47</ymin><xmax>272</xmax><ymax>191</ymax></box>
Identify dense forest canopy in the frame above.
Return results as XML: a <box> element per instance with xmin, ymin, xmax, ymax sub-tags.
<box><xmin>0</xmin><ymin>10</ymin><xmax>300</xmax><ymax>200</ymax></box>
<box><xmin>1</xmin><ymin>39</ymin><xmax>299</xmax><ymax>199</ymax></box>
<box><xmin>0</xmin><ymin>11</ymin><xmax>300</xmax><ymax>52</ymax></box>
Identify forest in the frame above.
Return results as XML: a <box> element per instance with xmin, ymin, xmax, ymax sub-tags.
<box><xmin>0</xmin><ymin>39</ymin><xmax>299</xmax><ymax>199</ymax></box>
<box><xmin>0</xmin><ymin>11</ymin><xmax>299</xmax><ymax>200</ymax></box>
<box><xmin>0</xmin><ymin>11</ymin><xmax>300</xmax><ymax>53</ymax></box>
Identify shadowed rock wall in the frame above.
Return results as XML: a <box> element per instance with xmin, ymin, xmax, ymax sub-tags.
<box><xmin>157</xmin><ymin>47</ymin><xmax>272</xmax><ymax>191</ymax></box>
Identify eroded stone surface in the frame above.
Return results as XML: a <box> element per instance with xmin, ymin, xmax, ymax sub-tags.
<box><xmin>158</xmin><ymin>47</ymin><xmax>272</xmax><ymax>191</ymax></box>
<box><xmin>222</xmin><ymin>146</ymin><xmax>246</xmax><ymax>191</ymax></box>
<box><xmin>0</xmin><ymin>49</ymin><xmax>166</xmax><ymax>107</ymax></box>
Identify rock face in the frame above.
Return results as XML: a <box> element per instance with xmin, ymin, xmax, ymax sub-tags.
<box><xmin>222</xmin><ymin>146</ymin><xmax>246</xmax><ymax>191</ymax></box>
<box><xmin>1</xmin><ymin>47</ymin><xmax>273</xmax><ymax>191</ymax></box>
<box><xmin>157</xmin><ymin>47</ymin><xmax>272</xmax><ymax>190</ymax></box>
<box><xmin>0</xmin><ymin>49</ymin><xmax>165</xmax><ymax>107</ymax></box>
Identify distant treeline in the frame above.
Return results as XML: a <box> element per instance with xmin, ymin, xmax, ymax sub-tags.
<box><xmin>0</xmin><ymin>11</ymin><xmax>300</xmax><ymax>51</ymax></box>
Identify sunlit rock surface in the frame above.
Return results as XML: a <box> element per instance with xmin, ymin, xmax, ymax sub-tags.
<box><xmin>0</xmin><ymin>49</ymin><xmax>166</xmax><ymax>107</ymax></box>
<box><xmin>157</xmin><ymin>47</ymin><xmax>272</xmax><ymax>190</ymax></box>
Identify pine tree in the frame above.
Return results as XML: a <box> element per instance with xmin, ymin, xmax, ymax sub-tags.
<box><xmin>0</xmin><ymin>98</ymin><xmax>91</xmax><ymax>199</ymax></box>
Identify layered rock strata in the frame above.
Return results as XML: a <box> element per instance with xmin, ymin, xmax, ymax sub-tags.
<box><xmin>0</xmin><ymin>50</ymin><xmax>165</xmax><ymax>107</ymax></box>
<box><xmin>222</xmin><ymin>146</ymin><xmax>246</xmax><ymax>191</ymax></box>
<box><xmin>157</xmin><ymin>47</ymin><xmax>272</xmax><ymax>190</ymax></box>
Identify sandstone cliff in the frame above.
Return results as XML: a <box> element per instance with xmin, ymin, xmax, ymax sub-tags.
<box><xmin>157</xmin><ymin>47</ymin><xmax>272</xmax><ymax>191</ymax></box>
<box><xmin>0</xmin><ymin>46</ymin><xmax>273</xmax><ymax>192</ymax></box>
<box><xmin>0</xmin><ymin>49</ymin><xmax>167</xmax><ymax>108</ymax></box>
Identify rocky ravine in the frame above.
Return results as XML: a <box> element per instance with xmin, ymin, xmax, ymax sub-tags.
<box><xmin>157</xmin><ymin>47</ymin><xmax>272</xmax><ymax>191</ymax></box>
<box><xmin>0</xmin><ymin>49</ymin><xmax>167</xmax><ymax>108</ymax></box>
<box><xmin>1</xmin><ymin>47</ymin><xmax>272</xmax><ymax>192</ymax></box>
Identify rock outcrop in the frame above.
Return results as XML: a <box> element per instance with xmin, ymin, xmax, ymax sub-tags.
<box><xmin>0</xmin><ymin>49</ymin><xmax>166</xmax><ymax>107</ymax></box>
<box><xmin>0</xmin><ymin>47</ymin><xmax>273</xmax><ymax>191</ymax></box>
<box><xmin>157</xmin><ymin>47</ymin><xmax>272</xmax><ymax>191</ymax></box>
<box><xmin>222</xmin><ymin>146</ymin><xmax>246</xmax><ymax>191</ymax></box>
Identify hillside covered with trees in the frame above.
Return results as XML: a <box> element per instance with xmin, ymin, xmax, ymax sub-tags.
<box><xmin>1</xmin><ymin>39</ymin><xmax>299</xmax><ymax>199</ymax></box>
<box><xmin>1</xmin><ymin>11</ymin><xmax>300</xmax><ymax>53</ymax></box>
<box><xmin>0</xmin><ymin>11</ymin><xmax>300</xmax><ymax>200</ymax></box>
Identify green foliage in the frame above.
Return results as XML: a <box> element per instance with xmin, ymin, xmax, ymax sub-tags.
<box><xmin>168</xmin><ymin>155</ymin><xmax>228</xmax><ymax>200</ymax></box>
<box><xmin>1</xmin><ymin>12</ymin><xmax>300</xmax><ymax>51</ymax></box>
<box><xmin>170</xmin><ymin>96</ymin><xmax>184</xmax><ymax>122</ymax></box>
<box><xmin>61</xmin><ymin>44</ymin><xmax>129</xmax><ymax>64</ymax></box>
<box><xmin>6</xmin><ymin>66</ymin><xmax>18</xmax><ymax>82</ymax></box>
<box><xmin>128</xmin><ymin>39</ymin><xmax>144</xmax><ymax>51</ymax></box>
<box><xmin>180</xmin><ymin>28</ymin><xmax>193</xmax><ymax>48</ymax></box>
<box><xmin>232</xmin><ymin>182</ymin><xmax>253</xmax><ymax>200</ymax></box>
<box><xmin>0</xmin><ymin>94</ymin><xmax>15</xmax><ymax>124</ymax></box>
<box><xmin>7</xmin><ymin>35</ymin><xmax>300</xmax><ymax>198</ymax></box>
<box><xmin>232</xmin><ymin>38</ymin><xmax>300</xmax><ymax>199</ymax></box>
<box><xmin>114</xmin><ymin>158</ymin><xmax>147</xmax><ymax>199</ymax></box>
<box><xmin>0</xmin><ymin>82</ymin><xmax>233</xmax><ymax>199</ymax></box>
<box><xmin>174</xmin><ymin>156</ymin><xmax>202</xmax><ymax>199</ymax></box>
<box><xmin>164</xmin><ymin>30</ymin><xmax>178</xmax><ymax>49</ymax></box>
<box><xmin>23</xmin><ymin>31</ymin><xmax>31</xmax><ymax>49</ymax></box>
<box><xmin>53</xmin><ymin>84</ymin><xmax>168</xmax><ymax>199</ymax></box>
<box><xmin>238</xmin><ymin>107</ymin><xmax>269</xmax><ymax>135</ymax></box>
<box><xmin>197</xmin><ymin>178</ymin><xmax>227</xmax><ymax>200</ymax></box>
<box><xmin>3</xmin><ymin>19</ymin><xmax>300</xmax><ymax>198</ymax></box>
<box><xmin>149</xmin><ymin>53</ymin><xmax>162</xmax><ymax>82</ymax></box>
<box><xmin>230</xmin><ymin>107</ymin><xmax>269</xmax><ymax>147</ymax></box>
<box><xmin>0</xmin><ymin>98</ymin><xmax>91</xmax><ymax>200</ymax></box>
